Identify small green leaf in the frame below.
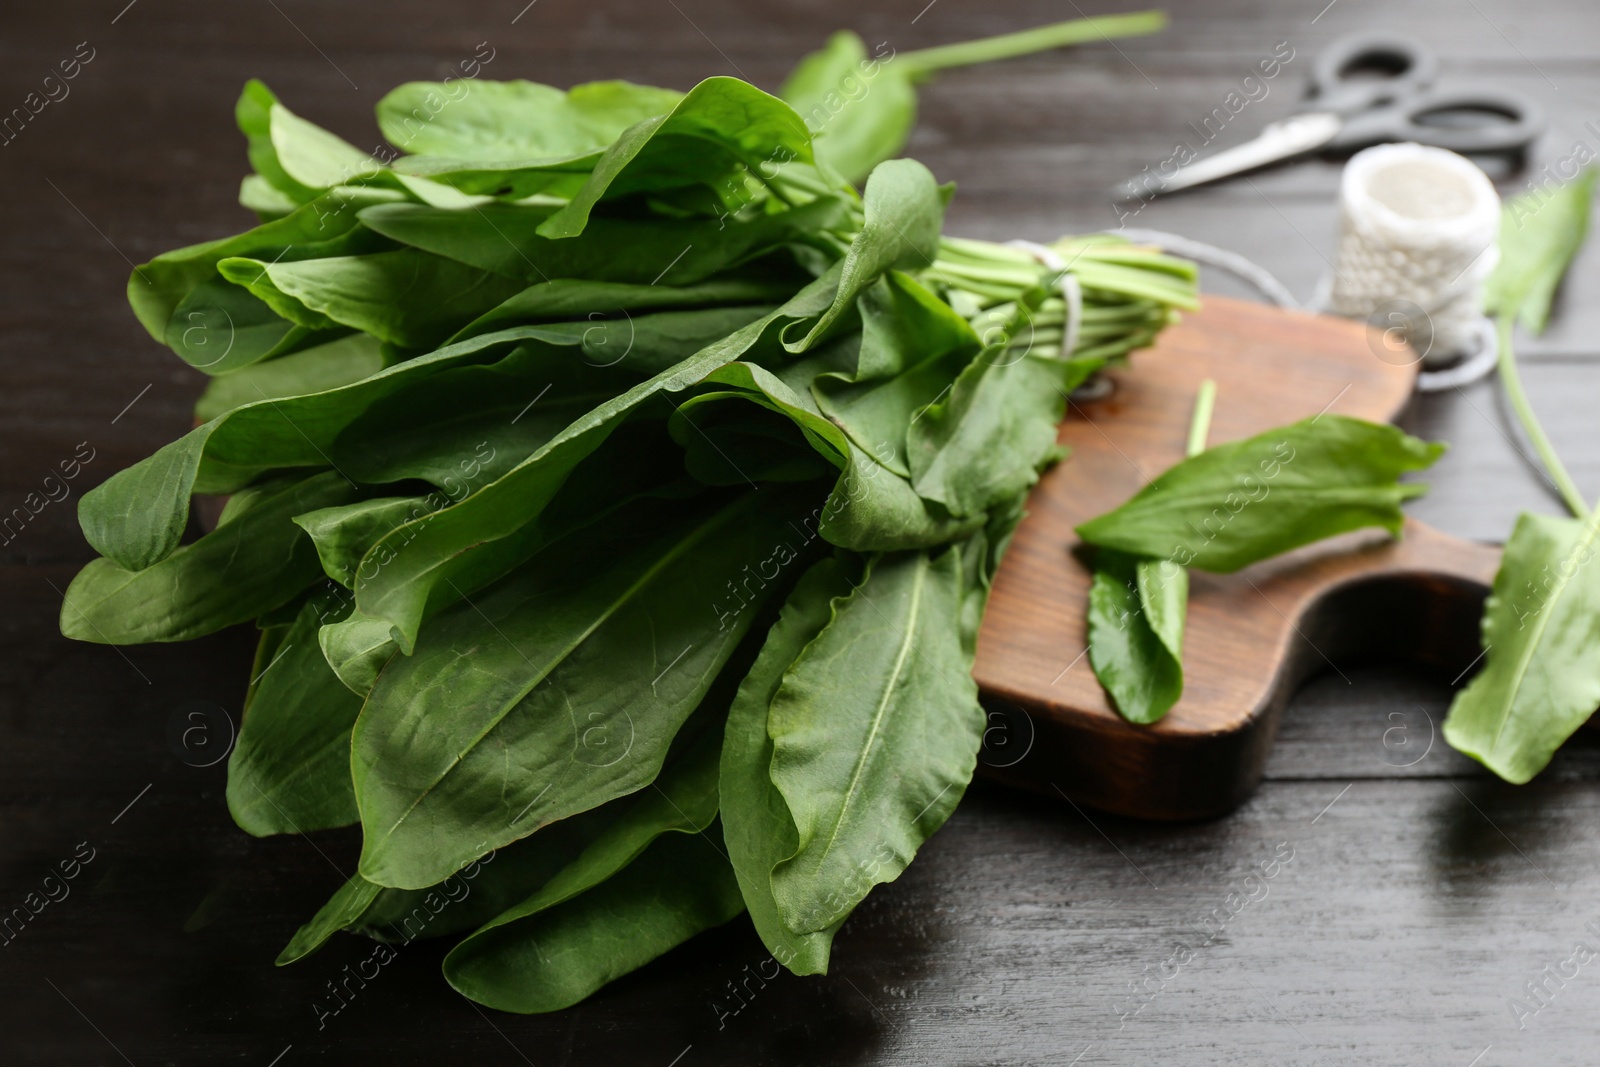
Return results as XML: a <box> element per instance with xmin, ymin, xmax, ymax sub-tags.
<box><xmin>1075</xmin><ymin>415</ymin><xmax>1444</xmax><ymax>573</ymax></box>
<box><xmin>218</xmin><ymin>249</ymin><xmax>524</xmax><ymax>350</ymax></box>
<box><xmin>443</xmin><ymin>729</ymin><xmax>730</xmax><ymax>1011</ymax></box>
<box><xmin>536</xmin><ymin>77</ymin><xmax>814</xmax><ymax>238</ymax></box>
<box><xmin>1136</xmin><ymin>557</ymin><xmax>1188</xmax><ymax>663</ymax></box>
<box><xmin>239</xmin><ymin>173</ymin><xmax>300</xmax><ymax>219</ymax></box>
<box><xmin>62</xmin><ymin>473</ymin><xmax>358</xmax><ymax>644</ymax></box>
<box><xmin>227</xmin><ymin>596</ymin><xmax>363</xmax><ymax>836</ymax></box>
<box><xmin>276</xmin><ymin>876</ymin><xmax>382</xmax><ymax>965</ymax></box>
<box><xmin>295</xmin><ymin>496</ymin><xmax>431</xmax><ymax>588</ymax></box>
<box><xmin>126</xmin><ymin>182</ymin><xmax>397</xmax><ymax>359</ymax></box>
<box><xmin>907</xmin><ymin>351</ymin><xmax>1090</xmax><ymax>519</ymax></box>
<box><xmin>194</xmin><ymin>333</ymin><xmax>384</xmax><ymax>422</ymax></box>
<box><xmin>720</xmin><ymin>556</ymin><xmax>854</xmax><ymax>974</ymax></box>
<box><xmin>377</xmin><ymin>79</ymin><xmax>682</xmax><ymax>160</ymax></box>
<box><xmin>1487</xmin><ymin>166</ymin><xmax>1596</xmax><ymax>334</ymax></box>
<box><xmin>784</xmin><ymin>158</ymin><xmax>945</xmax><ymax>351</ymax></box>
<box><xmin>443</xmin><ymin>828</ymin><xmax>743</xmax><ymax>1013</ymax></box>
<box><xmin>1086</xmin><ymin>550</ymin><xmax>1183</xmax><ymax>724</ymax></box>
<box><xmin>780</xmin><ymin>32</ymin><xmax>916</xmax><ymax>185</ymax></box>
<box><xmin>269</xmin><ymin>102</ymin><xmax>393</xmax><ymax>192</ymax></box>
<box><xmin>317</xmin><ymin>614</ymin><xmax>398</xmax><ymax>696</ymax></box>
<box><xmin>768</xmin><ymin>547</ymin><xmax>982</xmax><ymax>935</ymax></box>
<box><xmin>1443</xmin><ymin>509</ymin><xmax>1600</xmax><ymax>783</ymax></box>
<box><xmin>236</xmin><ymin>79</ymin><xmax>321</xmax><ymax>204</ymax></box>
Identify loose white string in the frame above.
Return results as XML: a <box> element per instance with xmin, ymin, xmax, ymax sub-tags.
<box><xmin>1113</xmin><ymin>227</ymin><xmax>1301</xmax><ymax>311</ymax></box>
<box><xmin>1102</xmin><ymin>225</ymin><xmax>1498</xmax><ymax>393</ymax></box>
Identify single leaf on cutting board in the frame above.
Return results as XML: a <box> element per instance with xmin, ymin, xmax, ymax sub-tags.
<box><xmin>1075</xmin><ymin>415</ymin><xmax>1444</xmax><ymax>573</ymax></box>
<box><xmin>1086</xmin><ymin>550</ymin><xmax>1185</xmax><ymax>725</ymax></box>
<box><xmin>1086</xmin><ymin>377</ymin><xmax>1208</xmax><ymax>724</ymax></box>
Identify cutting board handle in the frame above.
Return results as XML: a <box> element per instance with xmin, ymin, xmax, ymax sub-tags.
<box><xmin>979</xmin><ymin>517</ymin><xmax>1501</xmax><ymax>819</ymax></box>
<box><xmin>971</xmin><ymin>296</ymin><xmax>1514</xmax><ymax>820</ymax></box>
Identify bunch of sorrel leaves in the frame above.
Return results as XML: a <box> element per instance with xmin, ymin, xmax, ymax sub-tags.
<box><xmin>59</xmin><ymin>15</ymin><xmax>1197</xmax><ymax>1011</ymax></box>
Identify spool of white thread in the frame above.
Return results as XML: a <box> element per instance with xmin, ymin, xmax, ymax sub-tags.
<box><xmin>1327</xmin><ymin>143</ymin><xmax>1501</xmax><ymax>367</ymax></box>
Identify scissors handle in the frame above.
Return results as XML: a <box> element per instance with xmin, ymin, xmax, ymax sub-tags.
<box><xmin>1329</xmin><ymin>88</ymin><xmax>1546</xmax><ymax>154</ymax></box>
<box><xmin>1308</xmin><ymin>33</ymin><xmax>1439</xmax><ymax>114</ymax></box>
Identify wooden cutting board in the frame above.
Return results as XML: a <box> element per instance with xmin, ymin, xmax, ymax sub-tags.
<box><xmin>972</xmin><ymin>295</ymin><xmax>1502</xmax><ymax>820</ymax></box>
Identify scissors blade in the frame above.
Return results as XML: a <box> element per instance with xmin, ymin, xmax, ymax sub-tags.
<box><xmin>1114</xmin><ymin>112</ymin><xmax>1344</xmax><ymax>200</ymax></box>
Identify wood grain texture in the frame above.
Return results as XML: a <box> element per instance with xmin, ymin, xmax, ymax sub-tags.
<box><xmin>3</xmin><ymin>1</ymin><xmax>1600</xmax><ymax>1064</ymax></box>
<box><xmin>974</xmin><ymin>297</ymin><xmax>1504</xmax><ymax>818</ymax></box>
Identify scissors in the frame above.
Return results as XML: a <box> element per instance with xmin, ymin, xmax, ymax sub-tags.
<box><xmin>1114</xmin><ymin>33</ymin><xmax>1545</xmax><ymax>199</ymax></box>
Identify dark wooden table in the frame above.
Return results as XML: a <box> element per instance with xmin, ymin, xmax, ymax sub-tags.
<box><xmin>5</xmin><ymin>1</ymin><xmax>1599</xmax><ymax>1063</ymax></box>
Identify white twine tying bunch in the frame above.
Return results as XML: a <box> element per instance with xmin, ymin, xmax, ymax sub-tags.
<box><xmin>1005</xmin><ymin>238</ymin><xmax>1084</xmax><ymax>361</ymax></box>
